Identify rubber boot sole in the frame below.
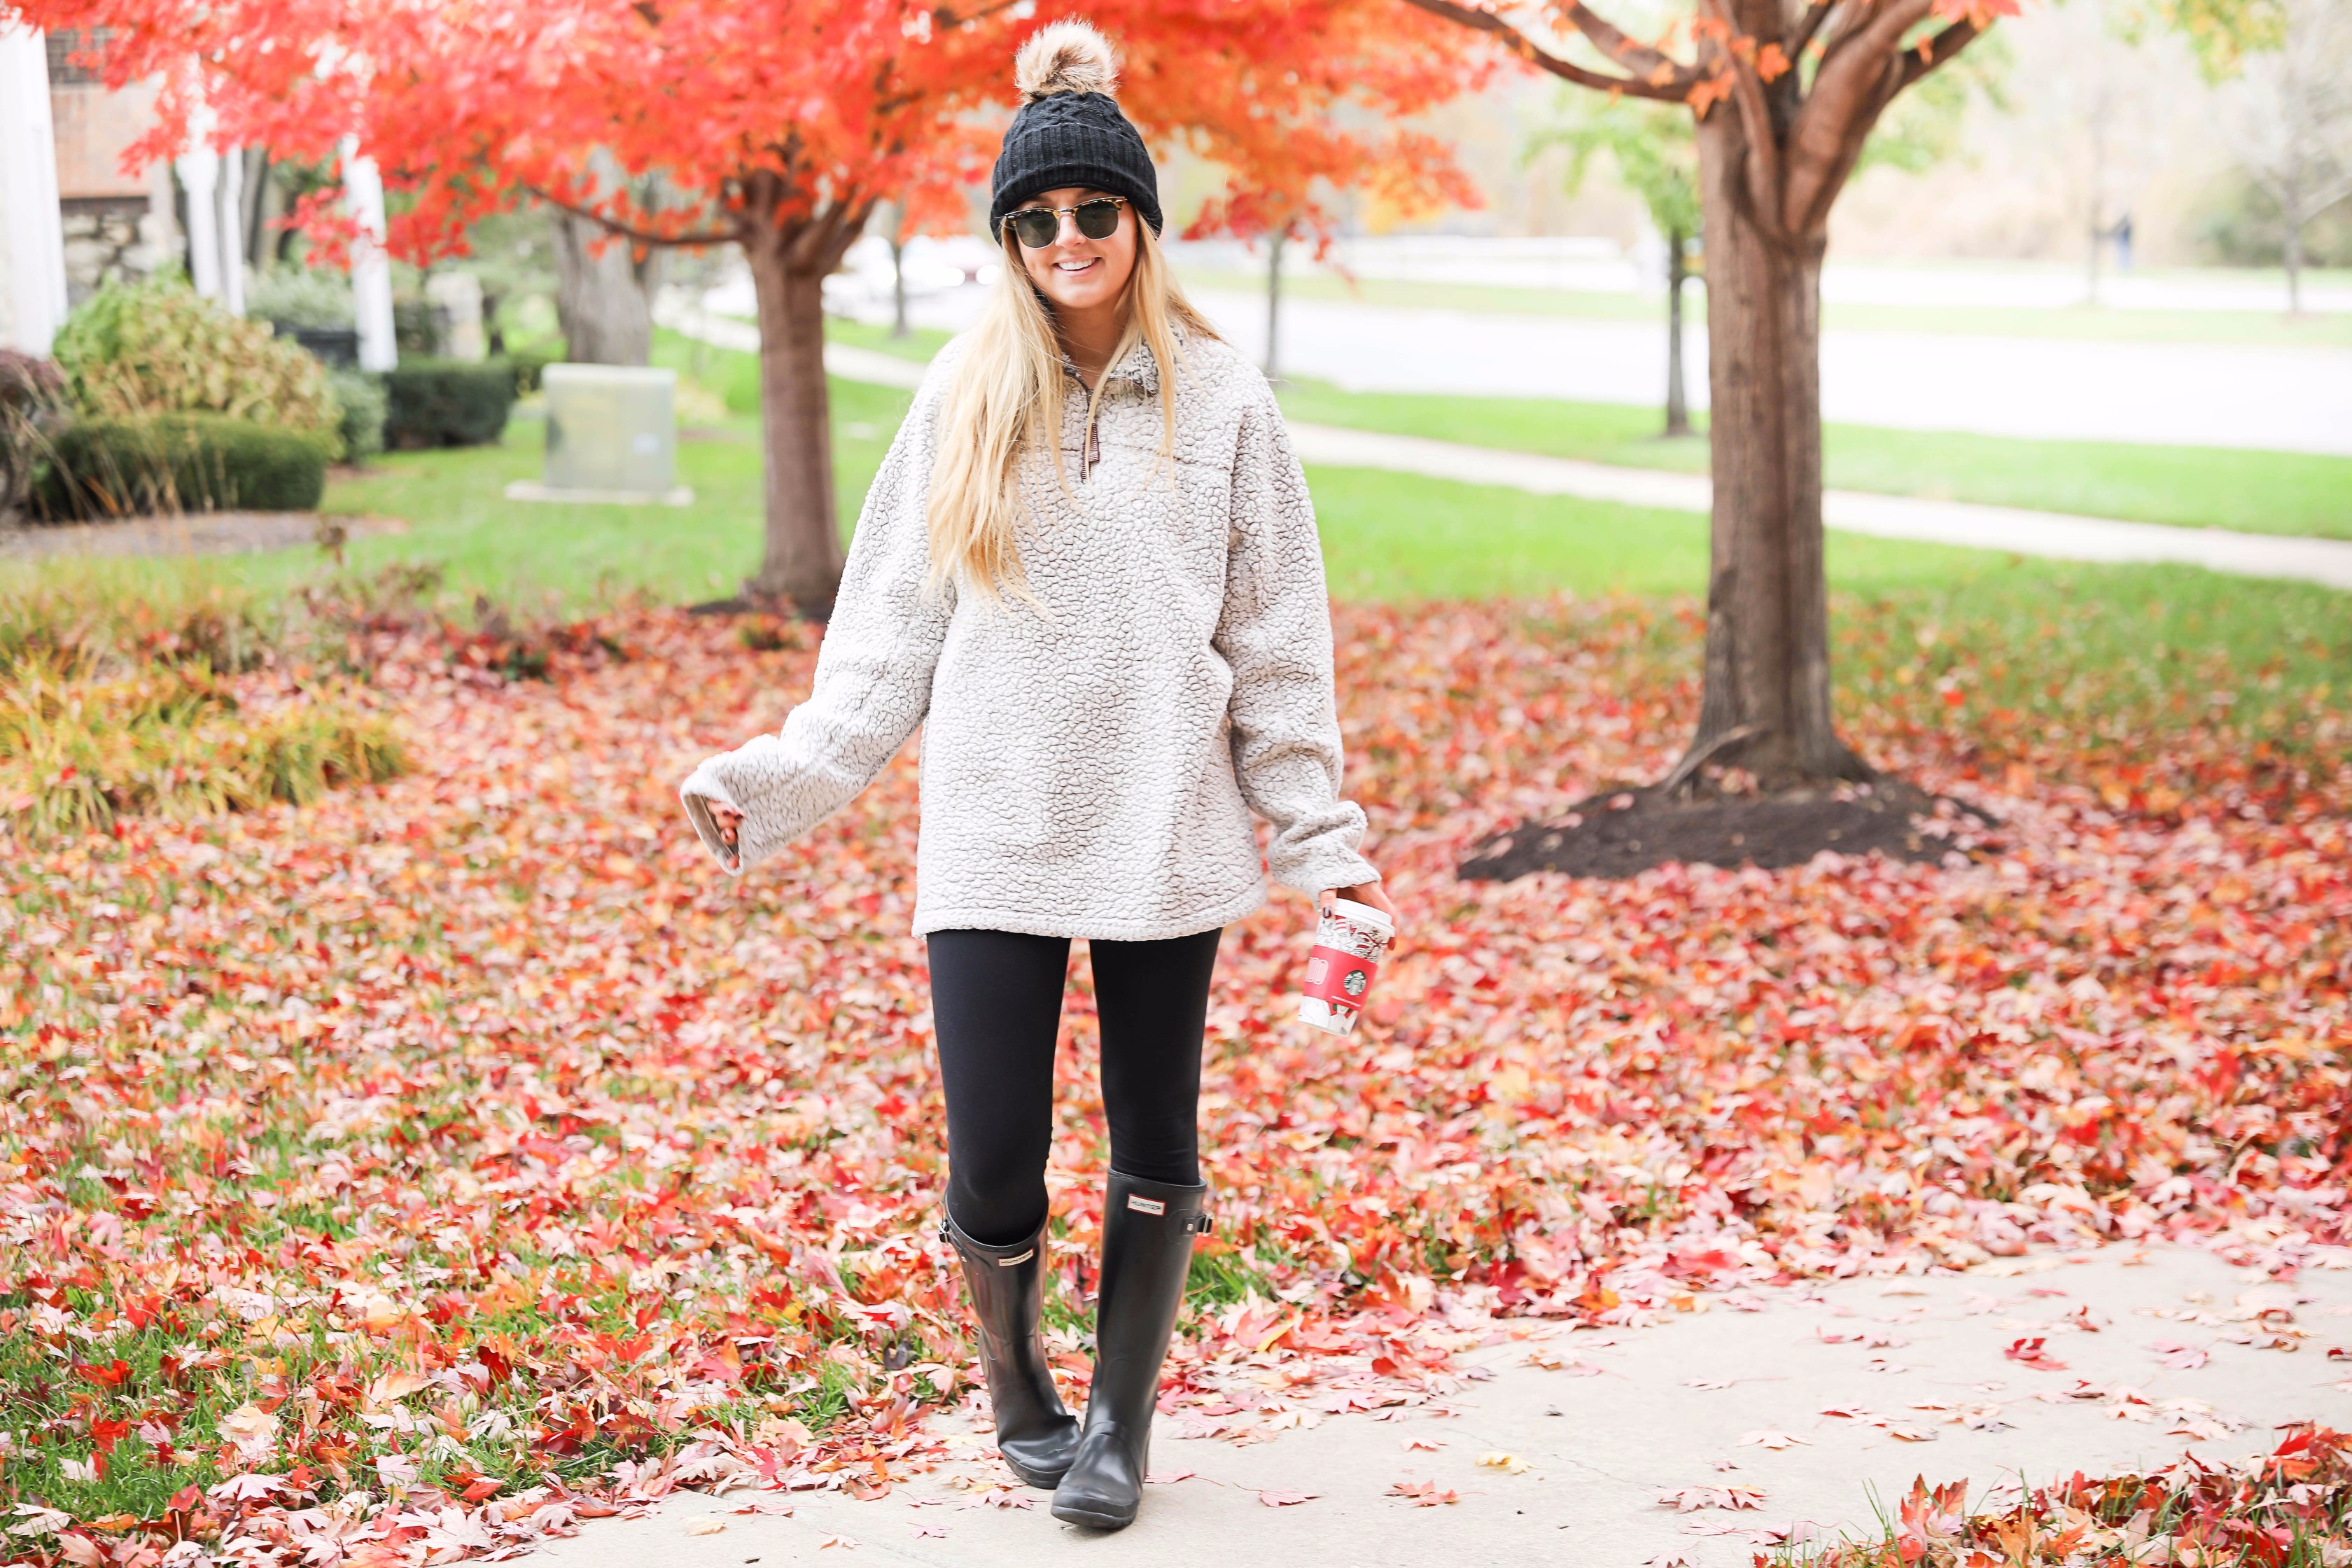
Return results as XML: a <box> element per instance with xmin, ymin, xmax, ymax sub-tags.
<box><xmin>1004</xmin><ymin>1454</ymin><xmax>1072</xmax><ymax>1491</ymax></box>
<box><xmin>1049</xmin><ymin>1492</ymin><xmax>1138</xmax><ymax>1530</ymax></box>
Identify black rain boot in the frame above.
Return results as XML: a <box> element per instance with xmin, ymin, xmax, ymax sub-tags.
<box><xmin>1050</xmin><ymin>1172</ymin><xmax>1210</xmax><ymax>1531</ymax></box>
<box><xmin>943</xmin><ymin>1212</ymin><xmax>1081</xmax><ymax>1489</ymax></box>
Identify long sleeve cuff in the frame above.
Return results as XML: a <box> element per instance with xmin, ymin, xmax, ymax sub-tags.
<box><xmin>678</xmin><ymin>762</ymin><xmax>748</xmax><ymax>874</ymax></box>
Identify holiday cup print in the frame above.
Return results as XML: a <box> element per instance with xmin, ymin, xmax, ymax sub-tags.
<box><xmin>1297</xmin><ymin>897</ymin><xmax>1394</xmax><ymax>1036</ymax></box>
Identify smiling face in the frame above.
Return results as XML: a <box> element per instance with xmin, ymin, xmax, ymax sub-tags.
<box><xmin>1009</xmin><ymin>186</ymin><xmax>1138</xmax><ymax>318</ymax></box>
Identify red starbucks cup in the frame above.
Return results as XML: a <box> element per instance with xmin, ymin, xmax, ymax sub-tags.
<box><xmin>1296</xmin><ymin>897</ymin><xmax>1394</xmax><ymax>1036</ymax></box>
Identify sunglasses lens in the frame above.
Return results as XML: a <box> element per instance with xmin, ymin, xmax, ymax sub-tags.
<box><xmin>1010</xmin><ymin>211</ymin><xmax>1057</xmax><ymax>247</ymax></box>
<box><xmin>1076</xmin><ymin>200</ymin><xmax>1122</xmax><ymax>239</ymax></box>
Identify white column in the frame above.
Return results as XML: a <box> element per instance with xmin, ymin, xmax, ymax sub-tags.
<box><xmin>0</xmin><ymin>23</ymin><xmax>71</xmax><ymax>354</ymax></box>
<box><xmin>176</xmin><ymin>155</ymin><xmax>221</xmax><ymax>297</ymax></box>
<box><xmin>342</xmin><ymin>135</ymin><xmax>394</xmax><ymax>370</ymax></box>
<box><xmin>218</xmin><ymin>145</ymin><xmax>245</xmax><ymax>315</ymax></box>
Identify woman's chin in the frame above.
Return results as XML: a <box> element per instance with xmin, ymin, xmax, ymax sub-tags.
<box><xmin>1040</xmin><ymin>284</ymin><xmax>1117</xmax><ymax>313</ymax></box>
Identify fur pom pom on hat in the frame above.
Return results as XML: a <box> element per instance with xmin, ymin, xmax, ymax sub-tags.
<box><xmin>1016</xmin><ymin>20</ymin><xmax>1119</xmax><ymax>101</ymax></box>
<box><xmin>990</xmin><ymin>22</ymin><xmax>1162</xmax><ymax>238</ymax></box>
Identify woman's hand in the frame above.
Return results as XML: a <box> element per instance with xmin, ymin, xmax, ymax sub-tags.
<box><xmin>705</xmin><ymin>802</ymin><xmax>745</xmax><ymax>854</ymax></box>
<box><xmin>1319</xmin><ymin>879</ymin><xmax>1398</xmax><ymax>933</ymax></box>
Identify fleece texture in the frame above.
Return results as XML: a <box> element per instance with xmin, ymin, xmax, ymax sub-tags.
<box><xmin>678</xmin><ymin>328</ymin><xmax>1378</xmax><ymax>941</ymax></box>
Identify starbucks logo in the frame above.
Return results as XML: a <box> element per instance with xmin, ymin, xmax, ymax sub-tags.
<box><xmin>1342</xmin><ymin>969</ymin><xmax>1367</xmax><ymax>997</ymax></box>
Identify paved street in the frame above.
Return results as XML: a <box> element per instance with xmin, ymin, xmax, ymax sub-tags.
<box><xmin>765</xmin><ymin>262</ymin><xmax>2352</xmax><ymax>456</ymax></box>
<box><xmin>1186</xmin><ymin>289</ymin><xmax>2352</xmax><ymax>457</ymax></box>
<box><xmin>781</xmin><ymin>330</ymin><xmax>2352</xmax><ymax>593</ymax></box>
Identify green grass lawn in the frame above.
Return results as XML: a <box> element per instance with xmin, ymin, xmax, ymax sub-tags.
<box><xmin>812</xmin><ymin>317</ymin><xmax>2352</xmax><ymax>540</ymax></box>
<box><xmin>1273</xmin><ymin>380</ymin><xmax>2352</xmax><ymax>542</ymax></box>
<box><xmin>1173</xmin><ymin>266</ymin><xmax>2352</xmax><ymax>348</ymax></box>
<box><xmin>10</xmin><ymin>323</ymin><xmax>2340</xmax><ymax>739</ymax></box>
<box><xmin>1311</xmin><ymin>463</ymin><xmax>2348</xmax><ymax>734</ymax></box>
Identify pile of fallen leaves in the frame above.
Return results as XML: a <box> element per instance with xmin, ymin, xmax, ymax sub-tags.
<box><xmin>2</xmin><ymin>596</ymin><xmax>2347</xmax><ymax>1566</ymax></box>
<box><xmin>1794</xmin><ymin>1423</ymin><xmax>2352</xmax><ymax>1566</ymax></box>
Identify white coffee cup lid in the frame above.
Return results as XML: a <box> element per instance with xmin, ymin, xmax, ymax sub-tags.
<box><xmin>1328</xmin><ymin>896</ymin><xmax>1393</xmax><ymax>937</ymax></box>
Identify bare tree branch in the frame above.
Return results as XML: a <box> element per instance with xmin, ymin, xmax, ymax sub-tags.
<box><xmin>1558</xmin><ymin>1</ymin><xmax>1695</xmax><ymax>85</ymax></box>
<box><xmin>1698</xmin><ymin>0</ymin><xmax>1793</xmax><ymax>241</ymax></box>
<box><xmin>1818</xmin><ymin>0</ymin><xmax>1934</xmax><ymax>69</ymax></box>
<box><xmin>1782</xmin><ymin>0</ymin><xmax>1935</xmax><ymax>231</ymax></box>
<box><xmin>1898</xmin><ymin>17</ymin><xmax>1984</xmax><ymax>87</ymax></box>
<box><xmin>527</xmin><ymin>186</ymin><xmax>739</xmax><ymax>248</ymax></box>
<box><xmin>1786</xmin><ymin>0</ymin><xmax>1837</xmax><ymax>57</ymax></box>
<box><xmin>932</xmin><ymin>0</ymin><xmax>1027</xmax><ymax>28</ymax></box>
<box><xmin>1398</xmin><ymin>0</ymin><xmax>1693</xmax><ymax>100</ymax></box>
<box><xmin>1784</xmin><ymin>52</ymin><xmax>1903</xmax><ymax>233</ymax></box>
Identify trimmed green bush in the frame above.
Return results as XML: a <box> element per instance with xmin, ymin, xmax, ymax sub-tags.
<box><xmin>328</xmin><ymin>370</ymin><xmax>388</xmax><ymax>462</ymax></box>
<box><xmin>382</xmin><ymin>359</ymin><xmax>517</xmax><ymax>448</ymax></box>
<box><xmin>506</xmin><ymin>349</ymin><xmax>561</xmax><ymax>396</ymax></box>
<box><xmin>34</xmin><ymin>413</ymin><xmax>328</xmax><ymax>519</ymax></box>
<box><xmin>248</xmin><ymin>267</ymin><xmax>357</xmax><ymax>331</ymax></box>
<box><xmin>51</xmin><ymin>276</ymin><xmax>340</xmax><ymax>441</ymax></box>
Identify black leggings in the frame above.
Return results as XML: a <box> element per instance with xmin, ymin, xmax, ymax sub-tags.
<box><xmin>927</xmin><ymin>927</ymin><xmax>1222</xmax><ymax>1247</ymax></box>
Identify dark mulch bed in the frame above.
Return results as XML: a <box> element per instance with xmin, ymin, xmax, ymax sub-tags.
<box><xmin>1460</xmin><ymin>777</ymin><xmax>2002</xmax><ymax>882</ymax></box>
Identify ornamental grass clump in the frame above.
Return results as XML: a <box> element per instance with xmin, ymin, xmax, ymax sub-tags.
<box><xmin>0</xmin><ymin>573</ymin><xmax>405</xmax><ymax>840</ymax></box>
<box><xmin>0</xmin><ymin>651</ymin><xmax>403</xmax><ymax>839</ymax></box>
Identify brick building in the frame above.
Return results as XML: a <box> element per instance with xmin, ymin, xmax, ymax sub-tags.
<box><xmin>46</xmin><ymin>29</ymin><xmax>178</xmax><ymax>304</ymax></box>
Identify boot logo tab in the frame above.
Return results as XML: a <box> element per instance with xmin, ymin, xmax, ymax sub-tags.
<box><xmin>997</xmin><ymin>1248</ymin><xmax>1035</xmax><ymax>1266</ymax></box>
<box><xmin>1126</xmin><ymin>1196</ymin><xmax>1168</xmax><ymax>1216</ymax></box>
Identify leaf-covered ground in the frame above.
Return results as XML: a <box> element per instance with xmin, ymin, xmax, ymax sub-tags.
<box><xmin>1798</xmin><ymin>1424</ymin><xmax>2352</xmax><ymax>1567</ymax></box>
<box><xmin>4</xmin><ymin>598</ymin><xmax>2348</xmax><ymax>1566</ymax></box>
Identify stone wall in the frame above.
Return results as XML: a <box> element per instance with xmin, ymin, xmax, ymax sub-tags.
<box><xmin>61</xmin><ymin>195</ymin><xmax>173</xmax><ymax>304</ymax></box>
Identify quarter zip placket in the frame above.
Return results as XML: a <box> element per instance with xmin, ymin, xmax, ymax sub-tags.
<box><xmin>1065</xmin><ymin>360</ymin><xmax>1102</xmax><ymax>482</ymax></box>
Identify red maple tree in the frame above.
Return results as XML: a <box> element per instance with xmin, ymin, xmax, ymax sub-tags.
<box><xmin>1403</xmin><ymin>0</ymin><xmax>2019</xmax><ymax>799</ymax></box>
<box><xmin>18</xmin><ymin>0</ymin><xmax>1487</xmax><ymax>615</ymax></box>
<box><xmin>1401</xmin><ymin>0</ymin><xmax>2275</xmax><ymax>823</ymax></box>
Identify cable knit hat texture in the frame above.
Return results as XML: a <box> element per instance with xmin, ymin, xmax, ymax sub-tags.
<box><xmin>988</xmin><ymin>22</ymin><xmax>1163</xmax><ymax>238</ymax></box>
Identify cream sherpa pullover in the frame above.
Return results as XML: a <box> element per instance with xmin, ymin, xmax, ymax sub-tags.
<box><xmin>678</xmin><ymin>328</ymin><xmax>1378</xmax><ymax>941</ymax></box>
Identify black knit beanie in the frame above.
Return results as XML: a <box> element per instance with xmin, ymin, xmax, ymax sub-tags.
<box><xmin>988</xmin><ymin>22</ymin><xmax>1163</xmax><ymax>239</ymax></box>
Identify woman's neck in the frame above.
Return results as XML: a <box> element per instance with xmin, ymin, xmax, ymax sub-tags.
<box><xmin>1054</xmin><ymin>300</ymin><xmax>1128</xmax><ymax>388</ymax></box>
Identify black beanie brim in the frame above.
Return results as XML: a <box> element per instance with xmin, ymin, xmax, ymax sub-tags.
<box><xmin>989</xmin><ymin>92</ymin><xmax>1163</xmax><ymax>239</ymax></box>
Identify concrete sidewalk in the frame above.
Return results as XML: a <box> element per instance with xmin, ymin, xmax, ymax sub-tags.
<box><xmin>1284</xmin><ymin>422</ymin><xmax>2352</xmax><ymax>594</ymax></box>
<box><xmin>535</xmin><ymin>1244</ymin><xmax>2352</xmax><ymax>1568</ymax></box>
<box><xmin>767</xmin><ymin>330</ymin><xmax>2352</xmax><ymax>596</ymax></box>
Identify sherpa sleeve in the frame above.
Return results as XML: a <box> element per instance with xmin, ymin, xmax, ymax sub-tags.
<box><xmin>1212</xmin><ymin>382</ymin><xmax>1380</xmax><ymax>896</ymax></box>
<box><xmin>678</xmin><ymin>351</ymin><xmax>958</xmax><ymax>874</ymax></box>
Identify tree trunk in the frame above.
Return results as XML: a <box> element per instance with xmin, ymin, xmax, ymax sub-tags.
<box><xmin>2283</xmin><ymin>161</ymin><xmax>2306</xmax><ymax>315</ymax></box>
<box><xmin>551</xmin><ymin>207</ymin><xmax>656</xmax><ymax>365</ymax></box>
<box><xmin>1265</xmin><ymin>225</ymin><xmax>1287</xmax><ymax>383</ymax></box>
<box><xmin>1673</xmin><ymin>109</ymin><xmax>1868</xmax><ymax>793</ymax></box>
<box><xmin>890</xmin><ymin>237</ymin><xmax>910</xmax><ymax>338</ymax></box>
<box><xmin>888</xmin><ymin>203</ymin><xmax>911</xmax><ymax>340</ymax></box>
<box><xmin>1664</xmin><ymin>227</ymin><xmax>1690</xmax><ymax>439</ymax></box>
<box><xmin>740</xmin><ymin>220</ymin><xmax>849</xmax><ymax>617</ymax></box>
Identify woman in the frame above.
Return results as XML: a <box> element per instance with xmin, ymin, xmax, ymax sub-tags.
<box><xmin>678</xmin><ymin>20</ymin><xmax>1394</xmax><ymax>1532</ymax></box>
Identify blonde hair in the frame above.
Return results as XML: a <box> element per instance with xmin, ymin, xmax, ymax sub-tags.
<box><xmin>926</xmin><ymin>24</ymin><xmax>1221</xmax><ymax>607</ymax></box>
